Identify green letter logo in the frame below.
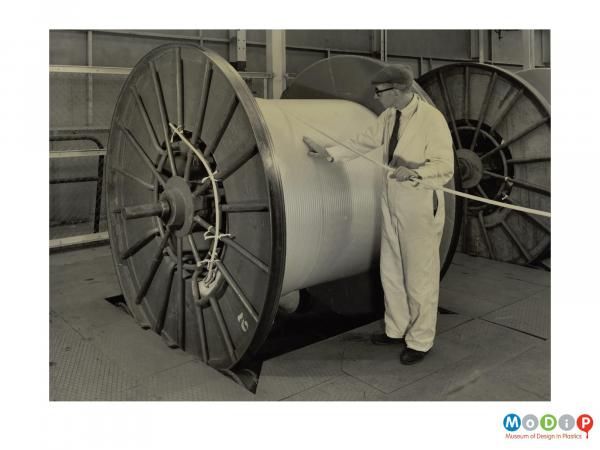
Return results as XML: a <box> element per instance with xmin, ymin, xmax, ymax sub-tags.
<box><xmin>541</xmin><ymin>414</ymin><xmax>557</xmax><ymax>431</ymax></box>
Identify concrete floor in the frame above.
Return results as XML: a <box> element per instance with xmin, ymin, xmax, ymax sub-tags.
<box><xmin>50</xmin><ymin>245</ymin><xmax>549</xmax><ymax>401</ymax></box>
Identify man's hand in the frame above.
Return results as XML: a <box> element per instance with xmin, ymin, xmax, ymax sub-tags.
<box><xmin>389</xmin><ymin>166</ymin><xmax>420</xmax><ymax>182</ymax></box>
<box><xmin>303</xmin><ymin>136</ymin><xmax>334</xmax><ymax>162</ymax></box>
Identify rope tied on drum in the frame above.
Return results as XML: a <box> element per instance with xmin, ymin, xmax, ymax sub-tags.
<box><xmin>169</xmin><ymin>122</ymin><xmax>232</xmax><ymax>284</ymax></box>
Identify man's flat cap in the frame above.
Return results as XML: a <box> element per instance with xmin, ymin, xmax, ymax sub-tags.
<box><xmin>371</xmin><ymin>64</ymin><xmax>414</xmax><ymax>89</ymax></box>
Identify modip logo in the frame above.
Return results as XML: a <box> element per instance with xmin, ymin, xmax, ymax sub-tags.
<box><xmin>503</xmin><ymin>413</ymin><xmax>593</xmax><ymax>440</ymax></box>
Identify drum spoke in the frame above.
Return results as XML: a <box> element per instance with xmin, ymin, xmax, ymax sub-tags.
<box><xmin>470</xmin><ymin>72</ymin><xmax>497</xmax><ymax>151</ymax></box>
<box><xmin>192</xmin><ymin>182</ymin><xmax>211</xmax><ymax>197</ymax></box>
<box><xmin>506</xmin><ymin>156</ymin><xmax>550</xmax><ymax>165</ymax></box>
<box><xmin>121</xmin><ymin>126</ymin><xmax>167</xmax><ymax>188</ymax></box>
<box><xmin>209</xmin><ymin>296</ymin><xmax>236</xmax><ymax>361</ymax></box>
<box><xmin>120</xmin><ymin>228</ymin><xmax>159</xmax><ymax>260</ymax></box>
<box><xmin>502</xmin><ymin>196</ymin><xmax>551</xmax><ymax>234</ymax></box>
<box><xmin>204</xmin><ymin>97</ymin><xmax>239</xmax><ymax>157</ymax></box>
<box><xmin>130</xmin><ymin>86</ymin><xmax>165</xmax><ymax>156</ymax></box>
<box><xmin>194</xmin><ymin>301</ymin><xmax>209</xmax><ymax>363</ymax></box>
<box><xmin>187</xmin><ymin>234</ymin><xmax>202</xmax><ymax>264</ymax></box>
<box><xmin>157</xmin><ymin>152</ymin><xmax>167</xmax><ymax>173</ymax></box>
<box><xmin>204</xmin><ymin>187</ymin><xmax>226</xmax><ymax>198</ymax></box>
<box><xmin>215</xmin><ymin>260</ymin><xmax>259</xmax><ymax>322</ymax></box>
<box><xmin>480</xmin><ymin>117</ymin><xmax>550</xmax><ymax>161</ymax></box>
<box><xmin>177</xmin><ymin>237</ymin><xmax>186</xmax><ymax>349</ymax></box>
<box><xmin>149</xmin><ymin>61</ymin><xmax>177</xmax><ymax>176</ymax></box>
<box><xmin>193</xmin><ymin>215</ymin><xmax>213</xmax><ymax>230</ymax></box>
<box><xmin>112</xmin><ymin>165</ymin><xmax>155</xmax><ymax>191</ymax></box>
<box><xmin>501</xmin><ymin>220</ymin><xmax>533</xmax><ymax>261</ymax></box>
<box><xmin>220</xmin><ymin>236</ymin><xmax>269</xmax><ymax>274</ymax></box>
<box><xmin>175</xmin><ymin>47</ymin><xmax>184</xmax><ymax>128</ymax></box>
<box><xmin>183</xmin><ymin>149</ymin><xmax>193</xmax><ymax>182</ymax></box>
<box><xmin>135</xmin><ymin>228</ymin><xmax>172</xmax><ymax>304</ymax></box>
<box><xmin>191</xmin><ymin>62</ymin><xmax>213</xmax><ymax>145</ymax></box>
<box><xmin>489</xmin><ymin>88</ymin><xmax>523</xmax><ymax>133</ymax></box>
<box><xmin>192</xmin><ymin>147</ymin><xmax>257</xmax><ymax>198</ymax></box>
<box><xmin>483</xmin><ymin>170</ymin><xmax>550</xmax><ymax>196</ymax></box>
<box><xmin>154</xmin><ymin>263</ymin><xmax>176</xmax><ymax>333</ymax></box>
<box><xmin>217</xmin><ymin>145</ymin><xmax>258</xmax><ymax>182</ymax></box>
<box><xmin>437</xmin><ymin>71</ymin><xmax>463</xmax><ymax>149</ymax></box>
<box><xmin>464</xmin><ymin>66</ymin><xmax>470</xmax><ymax>124</ymax></box>
<box><xmin>477</xmin><ymin>211</ymin><xmax>495</xmax><ymax>260</ymax></box>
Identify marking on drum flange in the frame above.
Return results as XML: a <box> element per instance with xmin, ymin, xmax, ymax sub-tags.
<box><xmin>237</xmin><ymin>312</ymin><xmax>249</xmax><ymax>332</ymax></box>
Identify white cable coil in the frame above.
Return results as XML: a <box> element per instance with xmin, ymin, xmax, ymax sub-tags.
<box><xmin>255</xmin><ymin>98</ymin><xmax>459</xmax><ymax>295</ymax></box>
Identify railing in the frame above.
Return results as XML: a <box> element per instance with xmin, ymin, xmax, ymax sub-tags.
<box><xmin>49</xmin><ymin>135</ymin><xmax>108</xmax><ymax>250</ymax></box>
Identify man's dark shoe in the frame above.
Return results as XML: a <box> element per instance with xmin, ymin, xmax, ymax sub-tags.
<box><xmin>400</xmin><ymin>347</ymin><xmax>429</xmax><ymax>365</ymax></box>
<box><xmin>371</xmin><ymin>333</ymin><xmax>406</xmax><ymax>346</ymax></box>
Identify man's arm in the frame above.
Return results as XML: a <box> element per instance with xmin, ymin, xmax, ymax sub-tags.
<box><xmin>303</xmin><ymin>110</ymin><xmax>388</xmax><ymax>163</ymax></box>
<box><xmin>412</xmin><ymin>110</ymin><xmax>454</xmax><ymax>186</ymax></box>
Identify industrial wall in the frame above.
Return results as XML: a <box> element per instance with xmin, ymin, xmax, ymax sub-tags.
<box><xmin>49</xmin><ymin>29</ymin><xmax>550</xmax><ymax>239</ymax></box>
<box><xmin>50</xmin><ymin>29</ymin><xmax>550</xmax><ymax>129</ymax></box>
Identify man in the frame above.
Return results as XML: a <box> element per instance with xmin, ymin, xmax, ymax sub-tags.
<box><xmin>303</xmin><ymin>64</ymin><xmax>454</xmax><ymax>365</ymax></box>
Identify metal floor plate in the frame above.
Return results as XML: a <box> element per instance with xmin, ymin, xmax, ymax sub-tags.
<box><xmin>482</xmin><ymin>288</ymin><xmax>550</xmax><ymax>339</ymax></box>
<box><xmin>50</xmin><ymin>247</ymin><xmax>550</xmax><ymax>400</ymax></box>
<box><xmin>50</xmin><ymin>313</ymin><xmax>136</xmax><ymax>401</ymax></box>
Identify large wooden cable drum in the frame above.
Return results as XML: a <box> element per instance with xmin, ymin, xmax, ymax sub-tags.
<box><xmin>105</xmin><ymin>45</ymin><xmax>462</xmax><ymax>370</ymax></box>
<box><xmin>417</xmin><ymin>63</ymin><xmax>550</xmax><ymax>266</ymax></box>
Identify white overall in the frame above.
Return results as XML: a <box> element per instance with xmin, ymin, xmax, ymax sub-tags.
<box><xmin>328</xmin><ymin>94</ymin><xmax>454</xmax><ymax>351</ymax></box>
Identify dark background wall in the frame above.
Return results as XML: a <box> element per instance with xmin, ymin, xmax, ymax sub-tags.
<box><xmin>49</xmin><ymin>29</ymin><xmax>551</xmax><ymax>129</ymax></box>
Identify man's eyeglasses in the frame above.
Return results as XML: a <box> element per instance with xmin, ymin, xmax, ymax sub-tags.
<box><xmin>374</xmin><ymin>87</ymin><xmax>395</xmax><ymax>96</ymax></box>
